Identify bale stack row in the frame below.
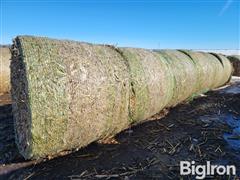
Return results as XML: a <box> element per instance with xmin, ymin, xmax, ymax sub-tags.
<box><xmin>0</xmin><ymin>47</ymin><xmax>11</xmax><ymax>95</ymax></box>
<box><xmin>11</xmin><ymin>36</ymin><xmax>232</xmax><ymax>159</ymax></box>
<box><xmin>227</xmin><ymin>55</ymin><xmax>240</xmax><ymax>76</ymax></box>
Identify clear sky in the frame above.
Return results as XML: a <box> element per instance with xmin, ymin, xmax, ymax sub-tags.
<box><xmin>1</xmin><ymin>0</ymin><xmax>240</xmax><ymax>49</ymax></box>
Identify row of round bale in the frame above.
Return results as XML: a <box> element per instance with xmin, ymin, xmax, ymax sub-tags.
<box><xmin>7</xmin><ymin>36</ymin><xmax>233</xmax><ymax>159</ymax></box>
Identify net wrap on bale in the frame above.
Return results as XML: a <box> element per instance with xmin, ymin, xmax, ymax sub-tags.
<box><xmin>120</xmin><ymin>48</ymin><xmax>173</xmax><ymax>123</ymax></box>
<box><xmin>11</xmin><ymin>36</ymin><xmax>130</xmax><ymax>159</ymax></box>
<box><xmin>177</xmin><ymin>50</ymin><xmax>232</xmax><ymax>91</ymax></box>
<box><xmin>11</xmin><ymin>36</ymin><xmax>232</xmax><ymax>159</ymax></box>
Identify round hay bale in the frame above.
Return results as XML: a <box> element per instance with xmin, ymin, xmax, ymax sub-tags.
<box><xmin>11</xmin><ymin>36</ymin><xmax>130</xmax><ymax>159</ymax></box>
<box><xmin>227</xmin><ymin>55</ymin><xmax>240</xmax><ymax>76</ymax></box>
<box><xmin>179</xmin><ymin>50</ymin><xmax>216</xmax><ymax>92</ymax></box>
<box><xmin>203</xmin><ymin>53</ymin><xmax>225</xmax><ymax>89</ymax></box>
<box><xmin>208</xmin><ymin>53</ymin><xmax>233</xmax><ymax>86</ymax></box>
<box><xmin>119</xmin><ymin>48</ymin><xmax>174</xmax><ymax>122</ymax></box>
<box><xmin>0</xmin><ymin>47</ymin><xmax>11</xmax><ymax>95</ymax></box>
<box><xmin>156</xmin><ymin>50</ymin><xmax>198</xmax><ymax>106</ymax></box>
<box><xmin>178</xmin><ymin>50</ymin><xmax>231</xmax><ymax>93</ymax></box>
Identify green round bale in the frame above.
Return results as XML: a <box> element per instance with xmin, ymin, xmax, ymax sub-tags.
<box><xmin>178</xmin><ymin>50</ymin><xmax>231</xmax><ymax>92</ymax></box>
<box><xmin>209</xmin><ymin>53</ymin><xmax>232</xmax><ymax>86</ymax></box>
<box><xmin>156</xmin><ymin>50</ymin><xmax>198</xmax><ymax>106</ymax></box>
<box><xmin>119</xmin><ymin>48</ymin><xmax>174</xmax><ymax>122</ymax></box>
<box><xmin>11</xmin><ymin>36</ymin><xmax>131</xmax><ymax>159</ymax></box>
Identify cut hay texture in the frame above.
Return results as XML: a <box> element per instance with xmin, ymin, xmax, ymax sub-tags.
<box><xmin>120</xmin><ymin>48</ymin><xmax>173</xmax><ymax>123</ymax></box>
<box><xmin>178</xmin><ymin>50</ymin><xmax>232</xmax><ymax>91</ymax></box>
<box><xmin>156</xmin><ymin>50</ymin><xmax>198</xmax><ymax>106</ymax></box>
<box><xmin>228</xmin><ymin>55</ymin><xmax>240</xmax><ymax>76</ymax></box>
<box><xmin>0</xmin><ymin>47</ymin><xmax>11</xmax><ymax>95</ymax></box>
<box><xmin>11</xmin><ymin>36</ymin><xmax>130</xmax><ymax>159</ymax></box>
<box><xmin>11</xmin><ymin>36</ymin><xmax>233</xmax><ymax>159</ymax></box>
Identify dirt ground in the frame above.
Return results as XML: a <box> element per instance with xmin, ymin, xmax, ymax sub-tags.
<box><xmin>0</xmin><ymin>78</ymin><xmax>240</xmax><ymax>180</ymax></box>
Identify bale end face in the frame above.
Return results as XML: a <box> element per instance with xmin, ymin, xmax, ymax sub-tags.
<box><xmin>11</xmin><ymin>38</ymin><xmax>33</xmax><ymax>159</ymax></box>
<box><xmin>11</xmin><ymin>36</ymin><xmax>73</xmax><ymax>159</ymax></box>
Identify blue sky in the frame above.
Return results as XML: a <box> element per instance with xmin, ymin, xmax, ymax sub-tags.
<box><xmin>1</xmin><ymin>0</ymin><xmax>239</xmax><ymax>49</ymax></box>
